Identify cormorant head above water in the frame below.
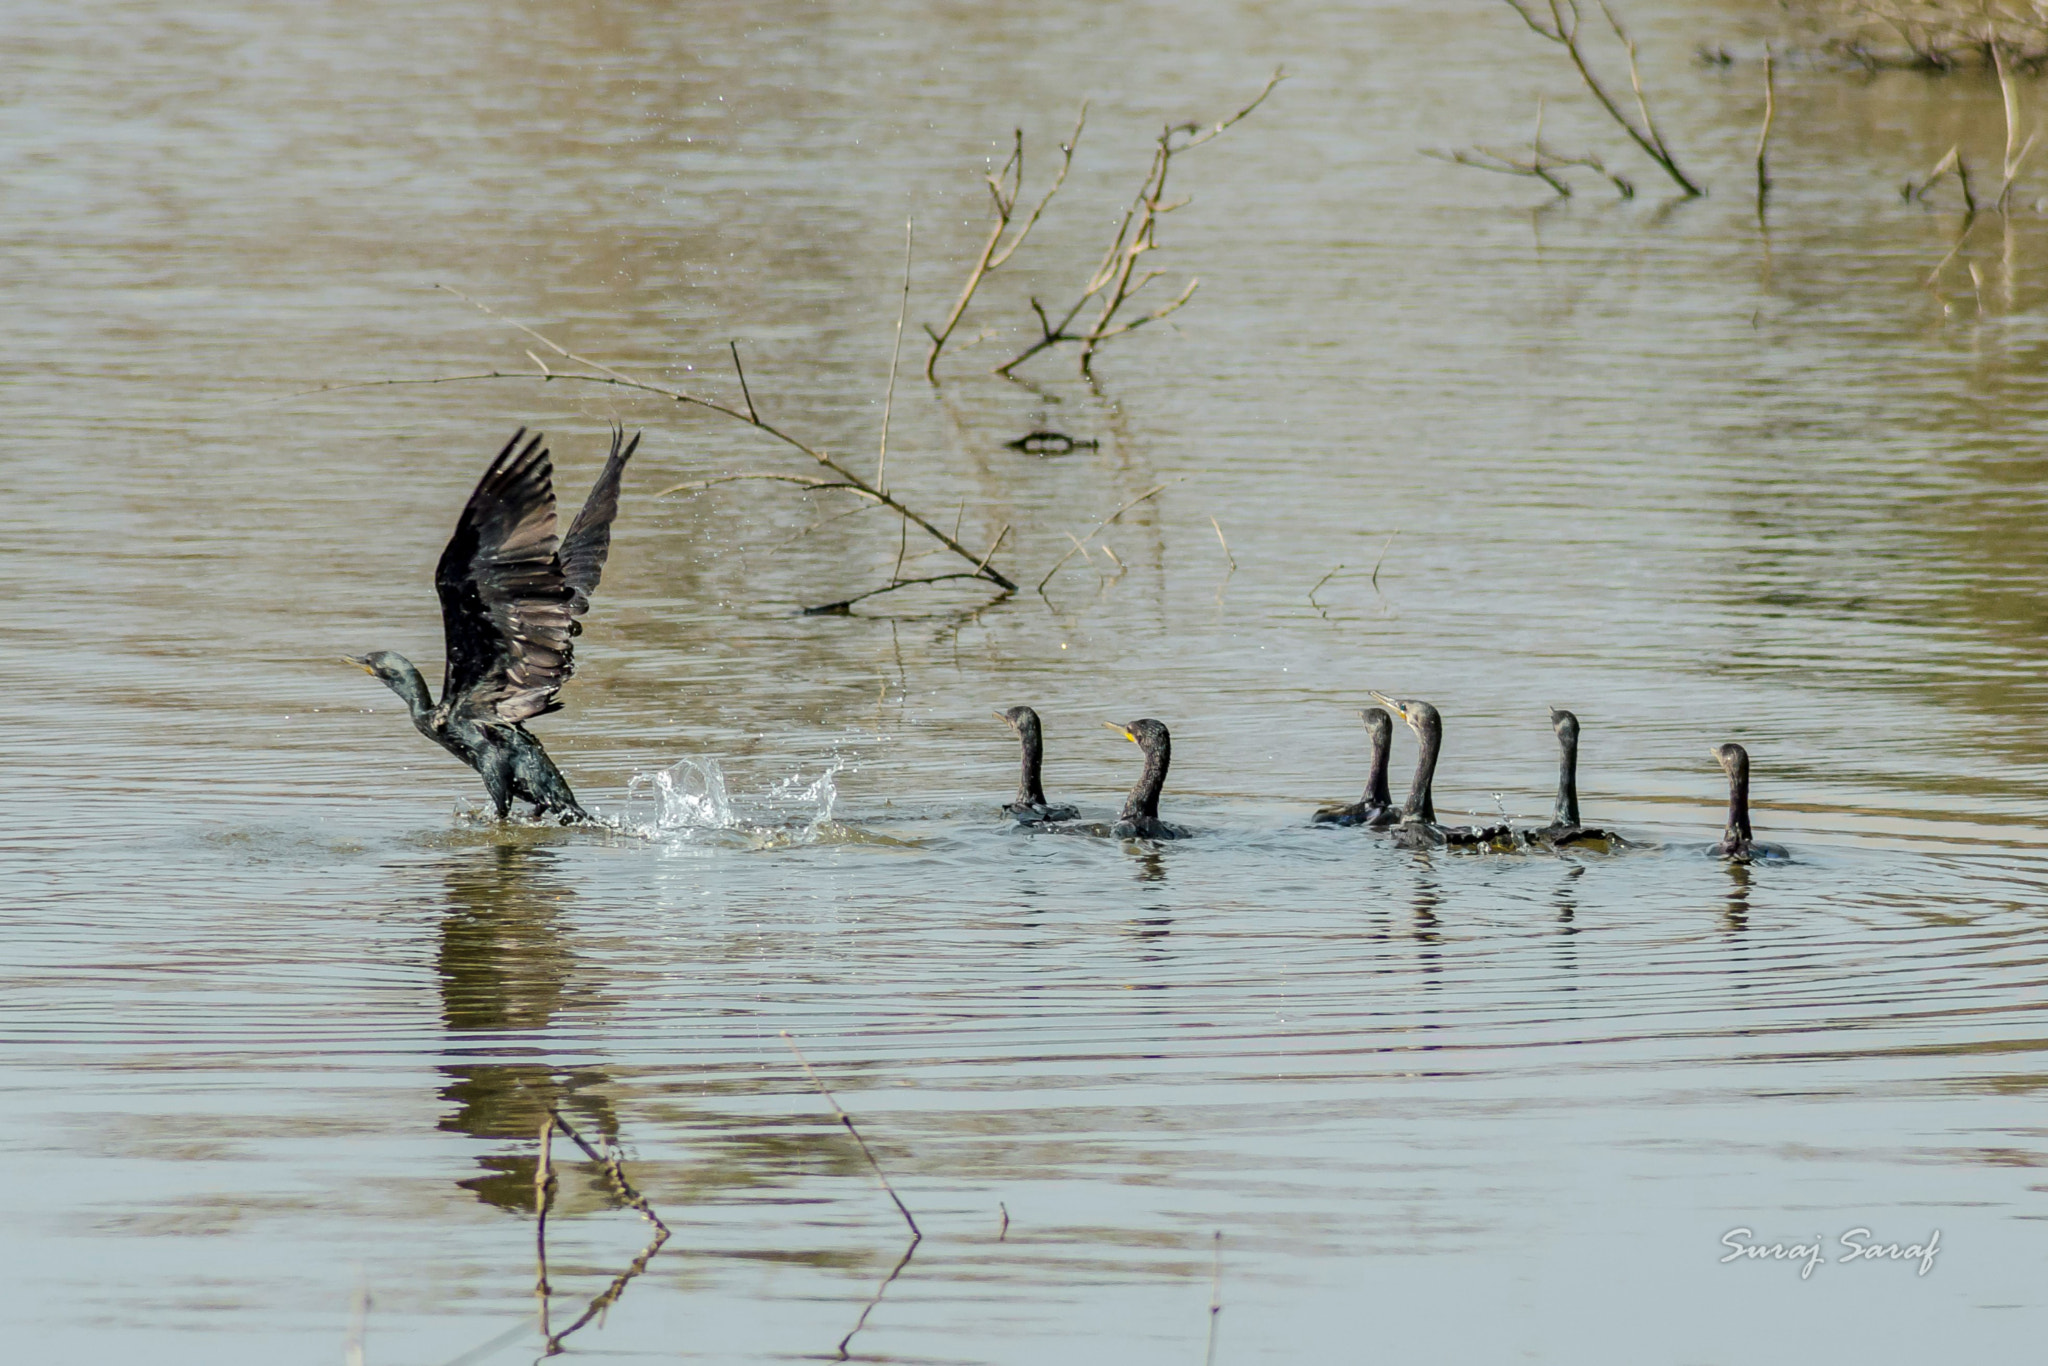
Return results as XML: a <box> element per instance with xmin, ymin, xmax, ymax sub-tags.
<box><xmin>1105</xmin><ymin>718</ymin><xmax>1189</xmax><ymax>840</ymax></box>
<box><xmin>1367</xmin><ymin>691</ymin><xmax>1511</xmax><ymax>850</ymax></box>
<box><xmin>346</xmin><ymin>426</ymin><xmax>638</xmax><ymax>821</ymax></box>
<box><xmin>994</xmin><ymin>705</ymin><xmax>1078</xmax><ymax>823</ymax></box>
<box><xmin>1550</xmin><ymin>708</ymin><xmax>1581</xmax><ymax>828</ymax></box>
<box><xmin>1710</xmin><ymin>742</ymin><xmax>1785</xmax><ymax>861</ymax></box>
<box><xmin>1312</xmin><ymin>705</ymin><xmax>1398</xmax><ymax>828</ymax></box>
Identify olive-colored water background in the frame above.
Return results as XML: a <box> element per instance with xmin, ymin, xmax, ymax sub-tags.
<box><xmin>6</xmin><ymin>1</ymin><xmax>2048</xmax><ymax>1361</ymax></box>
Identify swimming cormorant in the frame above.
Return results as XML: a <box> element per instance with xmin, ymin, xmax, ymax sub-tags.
<box><xmin>1524</xmin><ymin>709</ymin><xmax>1622</xmax><ymax>849</ymax></box>
<box><xmin>995</xmin><ymin>705</ymin><xmax>1078</xmax><ymax>823</ymax></box>
<box><xmin>1105</xmin><ymin>718</ymin><xmax>1190</xmax><ymax>840</ymax></box>
<box><xmin>1313</xmin><ymin>707</ymin><xmax>1399</xmax><ymax>828</ymax></box>
<box><xmin>1368</xmin><ymin>691</ymin><xmax>1511</xmax><ymax>850</ymax></box>
<box><xmin>347</xmin><ymin>427</ymin><xmax>637</xmax><ymax>821</ymax></box>
<box><xmin>1710</xmin><ymin>742</ymin><xmax>1787</xmax><ymax>861</ymax></box>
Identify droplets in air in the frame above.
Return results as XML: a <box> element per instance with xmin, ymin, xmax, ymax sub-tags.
<box><xmin>625</xmin><ymin>755</ymin><xmax>845</xmax><ymax>847</ymax></box>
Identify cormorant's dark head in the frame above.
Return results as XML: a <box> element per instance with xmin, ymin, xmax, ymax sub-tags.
<box><xmin>346</xmin><ymin>651</ymin><xmax>417</xmax><ymax>689</ymax></box>
<box><xmin>1107</xmin><ymin>718</ymin><xmax>1171</xmax><ymax>755</ymax></box>
<box><xmin>1369</xmin><ymin>691</ymin><xmax>1439</xmax><ymax>739</ymax></box>
<box><xmin>1711</xmin><ymin>742</ymin><xmax>1749</xmax><ymax>784</ymax></box>
<box><xmin>1551</xmin><ymin>708</ymin><xmax>1580</xmax><ymax>745</ymax></box>
<box><xmin>995</xmin><ymin>705</ymin><xmax>1043</xmax><ymax>743</ymax></box>
<box><xmin>1360</xmin><ymin>706</ymin><xmax>1393</xmax><ymax>746</ymax></box>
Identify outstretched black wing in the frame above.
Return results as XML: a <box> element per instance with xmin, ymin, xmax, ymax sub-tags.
<box><xmin>558</xmin><ymin>426</ymin><xmax>639</xmax><ymax>619</ymax></box>
<box><xmin>434</xmin><ymin>429</ymin><xmax>577</xmax><ymax>725</ymax></box>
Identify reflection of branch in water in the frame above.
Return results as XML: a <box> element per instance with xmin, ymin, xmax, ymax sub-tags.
<box><xmin>779</xmin><ymin>1032</ymin><xmax>922</xmax><ymax>1241</ymax></box>
<box><xmin>529</xmin><ymin>1110</ymin><xmax>673</xmax><ymax>1359</ymax></box>
<box><xmin>541</xmin><ymin>1222</ymin><xmax>672</xmax><ymax>1358</ymax></box>
<box><xmin>1203</xmin><ymin>1231</ymin><xmax>1223</xmax><ymax>1366</ymax></box>
<box><xmin>548</xmin><ymin>1108</ymin><xmax>670</xmax><ymax>1237</ymax></box>
<box><xmin>833</xmin><ymin>1236</ymin><xmax>919</xmax><ymax>1361</ymax></box>
<box><xmin>781</xmin><ymin>1031</ymin><xmax>924</xmax><ymax>1361</ymax></box>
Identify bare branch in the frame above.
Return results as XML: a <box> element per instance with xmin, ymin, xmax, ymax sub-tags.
<box><xmin>924</xmin><ymin>104</ymin><xmax>1087</xmax><ymax>380</ymax></box>
<box><xmin>876</xmin><ymin>219</ymin><xmax>913</xmax><ymax>492</ymax></box>
<box><xmin>779</xmin><ymin>1032</ymin><xmax>922</xmax><ymax>1241</ymax></box>
<box><xmin>1036</xmin><ymin>481</ymin><xmax>1172</xmax><ymax>592</ymax></box>
<box><xmin>1756</xmin><ymin>46</ymin><xmax>1776</xmax><ymax>211</ymax></box>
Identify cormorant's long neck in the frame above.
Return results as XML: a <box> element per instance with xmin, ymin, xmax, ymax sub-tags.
<box><xmin>1121</xmin><ymin>739</ymin><xmax>1169</xmax><ymax>822</ymax></box>
<box><xmin>1554</xmin><ymin>731</ymin><xmax>1581</xmax><ymax>827</ymax></box>
<box><xmin>379</xmin><ymin>655</ymin><xmax>440</xmax><ymax>737</ymax></box>
<box><xmin>1016</xmin><ymin>729</ymin><xmax>1048</xmax><ymax>806</ymax></box>
<box><xmin>1402</xmin><ymin>720</ymin><xmax>1439</xmax><ymax>823</ymax></box>
<box><xmin>1724</xmin><ymin>765</ymin><xmax>1752</xmax><ymax>844</ymax></box>
<box><xmin>1365</xmin><ymin>730</ymin><xmax>1392</xmax><ymax>807</ymax></box>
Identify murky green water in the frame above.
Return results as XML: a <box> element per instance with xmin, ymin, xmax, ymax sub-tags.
<box><xmin>7</xmin><ymin>0</ymin><xmax>2048</xmax><ymax>1360</ymax></box>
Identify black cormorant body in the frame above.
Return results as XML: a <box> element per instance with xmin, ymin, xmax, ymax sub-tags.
<box><xmin>995</xmin><ymin>705</ymin><xmax>1078</xmax><ymax>824</ymax></box>
<box><xmin>1369</xmin><ymin>692</ymin><xmax>1512</xmax><ymax>850</ymax></box>
<box><xmin>1524</xmin><ymin>709</ymin><xmax>1624</xmax><ymax>849</ymax></box>
<box><xmin>349</xmin><ymin>427</ymin><xmax>638</xmax><ymax>821</ymax></box>
<box><xmin>1105</xmin><ymin>718</ymin><xmax>1190</xmax><ymax>840</ymax></box>
<box><xmin>1313</xmin><ymin>706</ymin><xmax>1400</xmax><ymax>828</ymax></box>
<box><xmin>1710</xmin><ymin>742</ymin><xmax>1788</xmax><ymax>861</ymax></box>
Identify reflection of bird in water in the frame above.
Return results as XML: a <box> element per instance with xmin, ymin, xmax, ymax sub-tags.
<box><xmin>348</xmin><ymin>427</ymin><xmax>637</xmax><ymax>820</ymax></box>
<box><xmin>1524</xmin><ymin>709</ymin><xmax>1624</xmax><ymax>849</ymax></box>
<box><xmin>1369</xmin><ymin>692</ymin><xmax>1511</xmax><ymax>850</ymax></box>
<box><xmin>1103</xmin><ymin>719</ymin><xmax>1191</xmax><ymax>840</ymax></box>
<box><xmin>1313</xmin><ymin>707</ymin><xmax>1399</xmax><ymax>828</ymax></box>
<box><xmin>994</xmin><ymin>706</ymin><xmax>1078</xmax><ymax>824</ymax></box>
<box><xmin>1710</xmin><ymin>742</ymin><xmax>1788</xmax><ymax>861</ymax></box>
<box><xmin>433</xmin><ymin>844</ymin><xmax>616</xmax><ymax>1214</ymax></box>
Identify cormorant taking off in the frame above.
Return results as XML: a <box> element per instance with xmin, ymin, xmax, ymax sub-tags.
<box><xmin>1368</xmin><ymin>691</ymin><xmax>1511</xmax><ymax>850</ymax></box>
<box><xmin>1525</xmin><ymin>709</ymin><xmax>1622</xmax><ymax>849</ymax></box>
<box><xmin>1105</xmin><ymin>718</ymin><xmax>1190</xmax><ymax>840</ymax></box>
<box><xmin>348</xmin><ymin>427</ymin><xmax>638</xmax><ymax>821</ymax></box>
<box><xmin>995</xmin><ymin>705</ymin><xmax>1078</xmax><ymax>824</ymax></box>
<box><xmin>1710</xmin><ymin>742</ymin><xmax>1787</xmax><ymax>861</ymax></box>
<box><xmin>1313</xmin><ymin>706</ymin><xmax>1399</xmax><ymax>828</ymax></box>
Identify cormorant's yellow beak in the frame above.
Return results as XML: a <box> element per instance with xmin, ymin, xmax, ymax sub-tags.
<box><xmin>1103</xmin><ymin>722</ymin><xmax>1136</xmax><ymax>743</ymax></box>
<box><xmin>342</xmin><ymin>655</ymin><xmax>374</xmax><ymax>673</ymax></box>
<box><xmin>993</xmin><ymin>710</ymin><xmax>1013</xmax><ymax>727</ymax></box>
<box><xmin>1367</xmin><ymin>689</ymin><xmax>1403</xmax><ymax>716</ymax></box>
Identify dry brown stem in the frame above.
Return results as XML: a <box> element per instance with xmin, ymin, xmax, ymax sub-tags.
<box><xmin>1833</xmin><ymin>3</ymin><xmax>2048</xmax><ymax>69</ymax></box>
<box><xmin>925</xmin><ymin>105</ymin><xmax>1088</xmax><ymax>380</ymax></box>
<box><xmin>1035</xmin><ymin>481</ymin><xmax>1173</xmax><ymax>592</ymax></box>
<box><xmin>1426</xmin><ymin>98</ymin><xmax>1635</xmax><ymax>198</ymax></box>
<box><xmin>997</xmin><ymin>70</ymin><xmax>1284</xmax><ymax>377</ymax></box>
<box><xmin>1756</xmin><ymin>47</ymin><xmax>1777</xmax><ymax>209</ymax></box>
<box><xmin>779</xmin><ymin>1031</ymin><xmax>922</xmax><ymax>1242</ymax></box>
<box><xmin>546</xmin><ymin>1108</ymin><xmax>670</xmax><ymax>1237</ymax></box>
<box><xmin>290</xmin><ymin>286</ymin><xmax>1019</xmax><ymax>596</ymax></box>
<box><xmin>1502</xmin><ymin>0</ymin><xmax>1704</xmax><ymax>196</ymax></box>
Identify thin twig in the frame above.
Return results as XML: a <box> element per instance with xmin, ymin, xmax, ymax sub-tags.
<box><xmin>1370</xmin><ymin>530</ymin><xmax>1399</xmax><ymax>591</ymax></box>
<box><xmin>1308</xmin><ymin>563</ymin><xmax>1344</xmax><ymax>619</ymax></box>
<box><xmin>1035</xmin><ymin>481</ymin><xmax>1172</xmax><ymax>592</ymax></box>
<box><xmin>1501</xmin><ymin>0</ymin><xmax>1702</xmax><ymax>197</ymax></box>
<box><xmin>547</xmin><ymin>1109</ymin><xmax>669</xmax><ymax>1237</ymax></box>
<box><xmin>293</xmin><ymin>288</ymin><xmax>1018</xmax><ymax>592</ymax></box>
<box><xmin>996</xmin><ymin>72</ymin><xmax>1282</xmax><ymax>376</ymax></box>
<box><xmin>876</xmin><ymin>219</ymin><xmax>913</xmax><ymax>492</ymax></box>
<box><xmin>730</xmin><ymin>340</ymin><xmax>757</xmax><ymax>423</ymax></box>
<box><xmin>926</xmin><ymin>105</ymin><xmax>1088</xmax><ymax>380</ymax></box>
<box><xmin>779</xmin><ymin>1031</ymin><xmax>922</xmax><ymax>1241</ymax></box>
<box><xmin>1756</xmin><ymin>46</ymin><xmax>1775</xmax><ymax>210</ymax></box>
<box><xmin>1994</xmin><ymin>33</ymin><xmax>2038</xmax><ymax>212</ymax></box>
<box><xmin>535</xmin><ymin>1115</ymin><xmax>557</xmax><ymax>1311</ymax></box>
<box><xmin>1204</xmin><ymin>1231</ymin><xmax>1223</xmax><ymax>1366</ymax></box>
<box><xmin>998</xmin><ymin>1202</ymin><xmax>1010</xmax><ymax>1241</ymax></box>
<box><xmin>1209</xmin><ymin>516</ymin><xmax>1236</xmax><ymax>572</ymax></box>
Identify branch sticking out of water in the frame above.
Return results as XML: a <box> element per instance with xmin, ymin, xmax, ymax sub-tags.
<box><xmin>1425</xmin><ymin>97</ymin><xmax>1633</xmax><ymax>199</ymax></box>
<box><xmin>925</xmin><ymin>105</ymin><xmax>1088</xmax><ymax>381</ymax></box>
<box><xmin>546</xmin><ymin>1108</ymin><xmax>670</xmax><ymax>1237</ymax></box>
<box><xmin>1204</xmin><ymin>1231</ymin><xmax>1223</xmax><ymax>1366</ymax></box>
<box><xmin>779</xmin><ymin>1031</ymin><xmax>922</xmax><ymax>1243</ymax></box>
<box><xmin>285</xmin><ymin>286</ymin><xmax>1019</xmax><ymax>597</ymax></box>
<box><xmin>1500</xmin><ymin>0</ymin><xmax>1703</xmax><ymax>197</ymax></box>
<box><xmin>1036</xmin><ymin>481</ymin><xmax>1173</xmax><ymax>593</ymax></box>
<box><xmin>1906</xmin><ymin>144</ymin><xmax>1978</xmax><ymax>216</ymax></box>
<box><xmin>996</xmin><ymin>70</ymin><xmax>1284</xmax><ymax>378</ymax></box>
<box><xmin>1755</xmin><ymin>46</ymin><xmax>1775</xmax><ymax>213</ymax></box>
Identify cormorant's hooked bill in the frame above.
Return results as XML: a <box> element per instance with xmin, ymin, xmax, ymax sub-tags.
<box><xmin>346</xmin><ymin>426</ymin><xmax>639</xmax><ymax>821</ymax></box>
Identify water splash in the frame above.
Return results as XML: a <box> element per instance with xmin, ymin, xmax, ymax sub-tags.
<box><xmin>625</xmin><ymin>755</ymin><xmax>846</xmax><ymax>847</ymax></box>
